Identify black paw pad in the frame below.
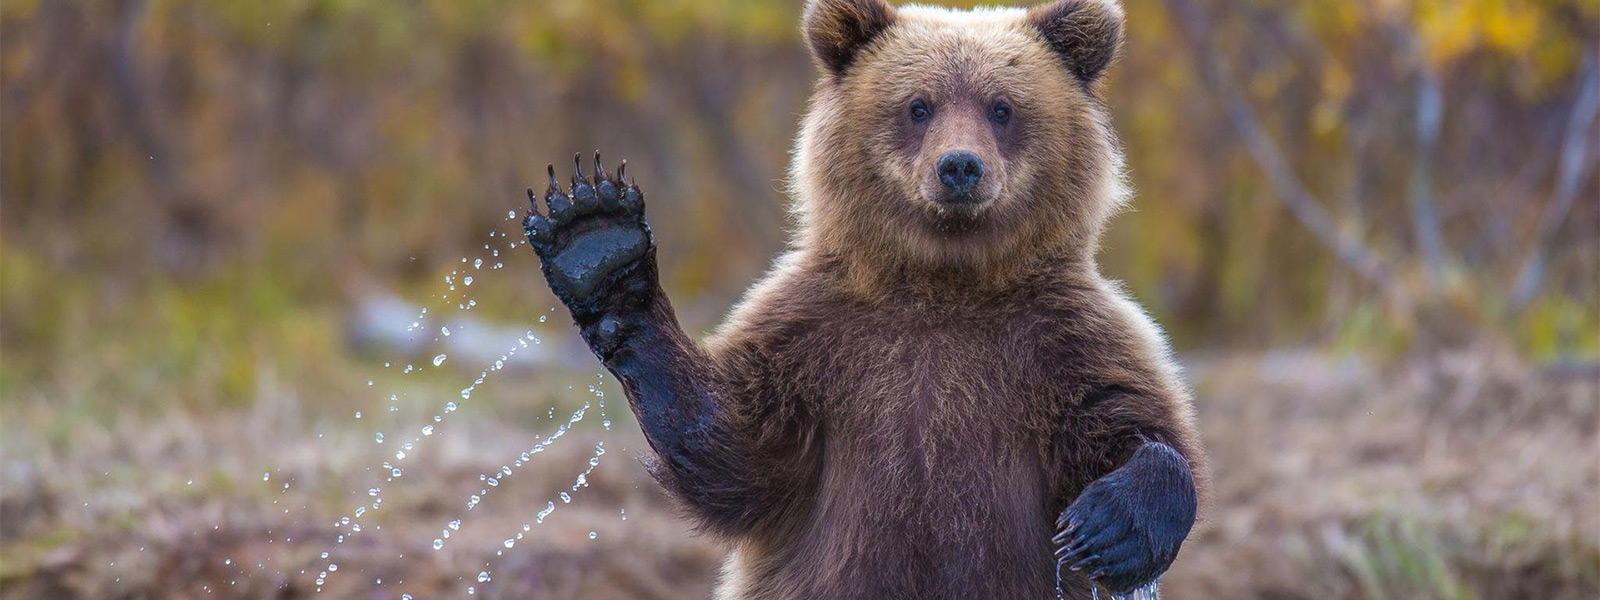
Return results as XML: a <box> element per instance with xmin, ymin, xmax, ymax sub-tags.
<box><xmin>523</xmin><ymin>151</ymin><xmax>656</xmax><ymax>315</ymax></box>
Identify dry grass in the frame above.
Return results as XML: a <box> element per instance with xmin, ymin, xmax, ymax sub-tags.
<box><xmin>1</xmin><ymin>350</ymin><xmax>1596</xmax><ymax>599</ymax></box>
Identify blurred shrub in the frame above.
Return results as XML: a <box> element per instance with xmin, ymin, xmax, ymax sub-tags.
<box><xmin>1</xmin><ymin>0</ymin><xmax>1595</xmax><ymax>407</ymax></box>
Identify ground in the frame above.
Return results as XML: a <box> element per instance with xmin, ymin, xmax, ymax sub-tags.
<box><xmin>1</xmin><ymin>349</ymin><xmax>1595</xmax><ymax>599</ymax></box>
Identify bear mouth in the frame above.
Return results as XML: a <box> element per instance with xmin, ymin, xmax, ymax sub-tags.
<box><xmin>923</xmin><ymin>201</ymin><xmax>987</xmax><ymax>236</ymax></box>
<box><xmin>932</xmin><ymin>189</ymin><xmax>985</xmax><ymax>207</ymax></box>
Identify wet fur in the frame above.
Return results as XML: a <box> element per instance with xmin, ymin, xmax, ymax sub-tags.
<box><xmin>697</xmin><ymin>253</ymin><xmax>1205</xmax><ymax>599</ymax></box>
<box><xmin>525</xmin><ymin>1</ymin><xmax>1208</xmax><ymax>598</ymax></box>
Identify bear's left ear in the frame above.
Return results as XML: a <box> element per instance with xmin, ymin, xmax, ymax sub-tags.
<box><xmin>1027</xmin><ymin>0</ymin><xmax>1125</xmax><ymax>83</ymax></box>
<box><xmin>804</xmin><ymin>0</ymin><xmax>898</xmax><ymax>78</ymax></box>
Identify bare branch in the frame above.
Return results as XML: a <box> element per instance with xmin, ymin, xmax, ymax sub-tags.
<box><xmin>1510</xmin><ymin>57</ymin><xmax>1600</xmax><ymax>311</ymax></box>
<box><xmin>1164</xmin><ymin>0</ymin><xmax>1402</xmax><ymax>297</ymax></box>
<box><xmin>1386</xmin><ymin>22</ymin><xmax>1450</xmax><ymax>289</ymax></box>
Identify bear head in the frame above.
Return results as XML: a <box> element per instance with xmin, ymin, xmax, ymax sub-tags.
<box><xmin>791</xmin><ymin>0</ymin><xmax>1130</xmax><ymax>284</ymax></box>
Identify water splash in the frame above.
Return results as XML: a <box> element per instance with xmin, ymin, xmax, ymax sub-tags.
<box><xmin>1112</xmin><ymin>580</ymin><xmax>1161</xmax><ymax>600</ymax></box>
<box><xmin>429</xmin><ymin>404</ymin><xmax>591</xmax><ymax>551</ymax></box>
<box><xmin>1080</xmin><ymin>579</ymin><xmax>1161</xmax><ymax>600</ymax></box>
<box><xmin>318</xmin><ymin>223</ymin><xmax>624</xmax><ymax>596</ymax></box>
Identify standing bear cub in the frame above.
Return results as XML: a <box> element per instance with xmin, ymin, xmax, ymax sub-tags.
<box><xmin>522</xmin><ymin>0</ymin><xmax>1208</xmax><ymax>598</ymax></box>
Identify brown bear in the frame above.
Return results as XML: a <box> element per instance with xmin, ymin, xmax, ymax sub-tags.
<box><xmin>521</xmin><ymin>0</ymin><xmax>1208</xmax><ymax>598</ymax></box>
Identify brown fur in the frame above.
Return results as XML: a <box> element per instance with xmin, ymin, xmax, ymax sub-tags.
<box><xmin>668</xmin><ymin>1</ymin><xmax>1208</xmax><ymax>598</ymax></box>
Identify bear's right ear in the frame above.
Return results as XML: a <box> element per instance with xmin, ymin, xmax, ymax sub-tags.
<box><xmin>1027</xmin><ymin>0</ymin><xmax>1125</xmax><ymax>83</ymax></box>
<box><xmin>804</xmin><ymin>0</ymin><xmax>897</xmax><ymax>78</ymax></box>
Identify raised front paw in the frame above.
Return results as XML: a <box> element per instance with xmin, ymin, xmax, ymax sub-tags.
<box><xmin>1053</xmin><ymin>443</ymin><xmax>1197</xmax><ymax>595</ymax></box>
<box><xmin>524</xmin><ymin>152</ymin><xmax>657</xmax><ymax>325</ymax></box>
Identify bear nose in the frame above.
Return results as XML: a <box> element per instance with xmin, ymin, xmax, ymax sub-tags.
<box><xmin>937</xmin><ymin>150</ymin><xmax>985</xmax><ymax>194</ymax></box>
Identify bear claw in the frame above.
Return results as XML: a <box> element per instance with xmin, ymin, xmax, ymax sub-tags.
<box><xmin>523</xmin><ymin>151</ymin><xmax>656</xmax><ymax>323</ymax></box>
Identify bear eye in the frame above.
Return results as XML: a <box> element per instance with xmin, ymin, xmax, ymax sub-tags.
<box><xmin>908</xmin><ymin>99</ymin><xmax>931</xmax><ymax>123</ymax></box>
<box><xmin>990</xmin><ymin>102</ymin><xmax>1013</xmax><ymax>124</ymax></box>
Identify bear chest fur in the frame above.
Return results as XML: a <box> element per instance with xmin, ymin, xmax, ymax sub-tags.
<box><xmin>757</xmin><ymin>299</ymin><xmax>1072</xmax><ymax>598</ymax></box>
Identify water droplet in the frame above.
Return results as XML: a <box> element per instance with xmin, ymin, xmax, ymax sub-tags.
<box><xmin>320</xmin><ymin>552</ymin><xmax>329</xmax><ymax>559</ymax></box>
<box><xmin>262</xmin><ymin>472</ymin><xmax>270</xmax><ymax>481</ymax></box>
<box><xmin>375</xmin><ymin>432</ymin><xmax>385</xmax><ymax>443</ymax></box>
<box><xmin>503</xmin><ymin>538</ymin><xmax>515</xmax><ymax>549</ymax></box>
<box><xmin>224</xmin><ymin>558</ymin><xmax>232</xmax><ymax>565</ymax></box>
<box><xmin>368</xmin><ymin>487</ymin><xmax>381</xmax><ymax>497</ymax></box>
<box><xmin>432</xmin><ymin>539</ymin><xmax>443</xmax><ymax>550</ymax></box>
<box><xmin>445</xmin><ymin>401</ymin><xmax>458</xmax><ymax>412</ymax></box>
<box><xmin>559</xmin><ymin>492</ymin><xmax>571</xmax><ymax>504</ymax></box>
<box><xmin>327</xmin><ymin>563</ymin><xmax>338</xmax><ymax>572</ymax></box>
<box><xmin>588</xmin><ymin>531</ymin><xmax>597</xmax><ymax>540</ymax></box>
<box><xmin>536</xmin><ymin>501</ymin><xmax>555</xmax><ymax>523</ymax></box>
<box><xmin>421</xmin><ymin>425</ymin><xmax>434</xmax><ymax>436</ymax></box>
<box><xmin>463</xmin><ymin>276</ymin><xmax>474</xmax><ymax>286</ymax></box>
<box><xmin>473</xmin><ymin>258</ymin><xmax>483</xmax><ymax>269</ymax></box>
<box><xmin>433</xmin><ymin>353</ymin><xmax>448</xmax><ymax>366</ymax></box>
<box><xmin>441</xmin><ymin>325</ymin><xmax>452</xmax><ymax>336</ymax></box>
<box><xmin>477</xmin><ymin>571</ymin><xmax>491</xmax><ymax>583</ymax></box>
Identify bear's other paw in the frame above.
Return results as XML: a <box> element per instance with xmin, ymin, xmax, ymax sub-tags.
<box><xmin>1053</xmin><ymin>441</ymin><xmax>1196</xmax><ymax>595</ymax></box>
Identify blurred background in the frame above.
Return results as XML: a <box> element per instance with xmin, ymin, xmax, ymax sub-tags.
<box><xmin>1</xmin><ymin>0</ymin><xmax>1596</xmax><ymax>598</ymax></box>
